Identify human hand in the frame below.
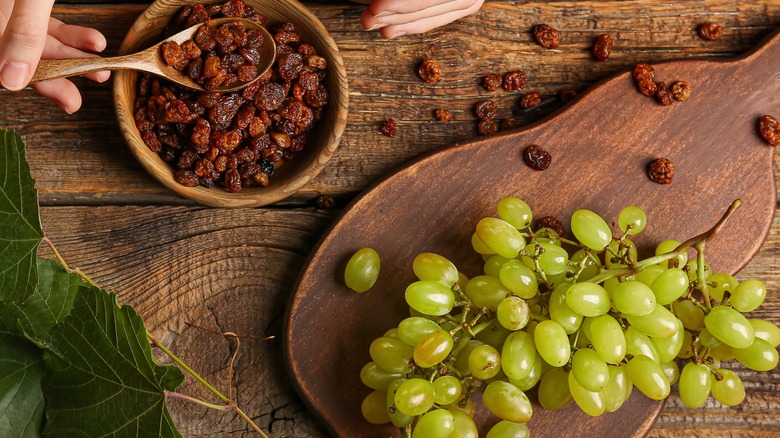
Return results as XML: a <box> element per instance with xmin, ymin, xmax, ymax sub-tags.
<box><xmin>361</xmin><ymin>0</ymin><xmax>485</xmax><ymax>38</ymax></box>
<box><xmin>0</xmin><ymin>0</ymin><xmax>110</xmax><ymax>113</ymax></box>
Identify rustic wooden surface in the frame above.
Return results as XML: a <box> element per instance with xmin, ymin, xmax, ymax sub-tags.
<box><xmin>5</xmin><ymin>1</ymin><xmax>778</xmax><ymax>436</ymax></box>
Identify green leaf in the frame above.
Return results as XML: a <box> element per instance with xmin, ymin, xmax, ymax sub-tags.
<box><xmin>0</xmin><ymin>259</ymin><xmax>81</xmax><ymax>344</ymax></box>
<box><xmin>0</xmin><ymin>129</ymin><xmax>42</xmax><ymax>303</ymax></box>
<box><xmin>43</xmin><ymin>285</ymin><xmax>184</xmax><ymax>438</ymax></box>
<box><xmin>0</xmin><ymin>333</ymin><xmax>45</xmax><ymax>438</ymax></box>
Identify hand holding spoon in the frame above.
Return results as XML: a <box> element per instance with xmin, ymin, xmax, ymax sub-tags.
<box><xmin>30</xmin><ymin>17</ymin><xmax>276</xmax><ymax>93</ymax></box>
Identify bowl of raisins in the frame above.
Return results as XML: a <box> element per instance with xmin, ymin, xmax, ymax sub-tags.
<box><xmin>114</xmin><ymin>0</ymin><xmax>347</xmax><ymax>207</ymax></box>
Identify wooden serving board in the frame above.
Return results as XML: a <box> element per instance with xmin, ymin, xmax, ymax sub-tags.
<box><xmin>284</xmin><ymin>29</ymin><xmax>780</xmax><ymax>437</ymax></box>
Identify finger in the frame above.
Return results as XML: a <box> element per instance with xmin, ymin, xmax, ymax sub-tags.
<box><xmin>379</xmin><ymin>0</ymin><xmax>484</xmax><ymax>38</ymax></box>
<box><xmin>362</xmin><ymin>0</ymin><xmax>480</xmax><ymax>30</ymax></box>
<box><xmin>48</xmin><ymin>17</ymin><xmax>107</xmax><ymax>52</ymax></box>
<box><xmin>41</xmin><ymin>35</ymin><xmax>111</xmax><ymax>83</ymax></box>
<box><xmin>366</xmin><ymin>0</ymin><xmax>455</xmax><ymax>16</ymax></box>
<box><xmin>0</xmin><ymin>0</ymin><xmax>56</xmax><ymax>91</ymax></box>
<box><xmin>31</xmin><ymin>77</ymin><xmax>82</xmax><ymax>114</ymax></box>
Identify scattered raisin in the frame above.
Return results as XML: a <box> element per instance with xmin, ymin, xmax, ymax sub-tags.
<box><xmin>655</xmin><ymin>82</ymin><xmax>674</xmax><ymax>106</ymax></box>
<box><xmin>477</xmin><ymin>120</ymin><xmax>498</xmax><ymax>136</ymax></box>
<box><xmin>697</xmin><ymin>22</ymin><xmax>723</xmax><ymax>41</ymax></box>
<box><xmin>647</xmin><ymin>158</ymin><xmax>674</xmax><ymax>184</ymax></box>
<box><xmin>474</xmin><ymin>99</ymin><xmax>498</xmax><ymax>120</ymax></box>
<box><xmin>522</xmin><ymin>144</ymin><xmax>551</xmax><ymax>171</ymax></box>
<box><xmin>503</xmin><ymin>70</ymin><xmax>527</xmax><ymax>92</ymax></box>
<box><xmin>533</xmin><ymin>24</ymin><xmax>560</xmax><ymax>49</ymax></box>
<box><xmin>519</xmin><ymin>92</ymin><xmax>541</xmax><ymax>109</ymax></box>
<box><xmin>434</xmin><ymin>108</ymin><xmax>452</xmax><ymax>122</ymax></box>
<box><xmin>418</xmin><ymin>59</ymin><xmax>442</xmax><ymax>83</ymax></box>
<box><xmin>637</xmin><ymin>80</ymin><xmax>657</xmax><ymax>97</ymax></box>
<box><xmin>381</xmin><ymin>118</ymin><xmax>397</xmax><ymax>137</ymax></box>
<box><xmin>501</xmin><ymin>118</ymin><xmax>521</xmax><ymax>131</ymax></box>
<box><xmin>632</xmin><ymin>64</ymin><xmax>655</xmax><ymax>82</ymax></box>
<box><xmin>670</xmin><ymin>81</ymin><xmax>692</xmax><ymax>101</ymax></box>
<box><xmin>759</xmin><ymin>115</ymin><xmax>780</xmax><ymax>146</ymax></box>
<box><xmin>593</xmin><ymin>33</ymin><xmax>613</xmax><ymax>62</ymax></box>
<box><xmin>482</xmin><ymin>74</ymin><xmax>503</xmax><ymax>92</ymax></box>
<box><xmin>314</xmin><ymin>194</ymin><xmax>336</xmax><ymax>209</ymax></box>
<box><xmin>536</xmin><ymin>216</ymin><xmax>566</xmax><ymax>238</ymax></box>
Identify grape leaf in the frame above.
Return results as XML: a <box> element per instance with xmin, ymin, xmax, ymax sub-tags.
<box><xmin>43</xmin><ymin>285</ymin><xmax>184</xmax><ymax>438</ymax></box>
<box><xmin>0</xmin><ymin>129</ymin><xmax>42</xmax><ymax>303</ymax></box>
<box><xmin>0</xmin><ymin>333</ymin><xmax>45</xmax><ymax>438</ymax></box>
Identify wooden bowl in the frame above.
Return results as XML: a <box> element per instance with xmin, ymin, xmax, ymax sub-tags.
<box><xmin>114</xmin><ymin>0</ymin><xmax>348</xmax><ymax>207</ymax></box>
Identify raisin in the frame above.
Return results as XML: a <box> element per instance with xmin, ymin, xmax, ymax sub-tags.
<box><xmin>593</xmin><ymin>33</ymin><xmax>613</xmax><ymax>62</ymax></box>
<box><xmin>161</xmin><ymin>41</ymin><xmax>188</xmax><ymax>70</ymax></box>
<box><xmin>647</xmin><ymin>158</ymin><xmax>674</xmax><ymax>184</ymax></box>
<box><xmin>474</xmin><ymin>99</ymin><xmax>498</xmax><ymax>120</ymax></box>
<box><xmin>759</xmin><ymin>115</ymin><xmax>780</xmax><ymax>146</ymax></box>
<box><xmin>203</xmin><ymin>55</ymin><xmax>221</xmax><ymax>78</ymax></box>
<box><xmin>239</xmin><ymin>47</ymin><xmax>262</xmax><ymax>65</ymax></box>
<box><xmin>194</xmin><ymin>158</ymin><xmax>216</xmax><ymax>178</ymax></box>
<box><xmin>560</xmin><ymin>88</ymin><xmax>577</xmax><ymax>103</ymax></box>
<box><xmin>304</xmin><ymin>85</ymin><xmax>328</xmax><ymax>108</ymax></box>
<box><xmin>314</xmin><ymin>194</ymin><xmax>336</xmax><ymax>209</ymax></box>
<box><xmin>305</xmin><ymin>55</ymin><xmax>327</xmax><ymax>71</ymax></box>
<box><xmin>254</xmin><ymin>82</ymin><xmax>286</xmax><ymax>111</ymax></box>
<box><xmin>533</xmin><ymin>24</ymin><xmax>560</xmax><ymax>49</ymax></box>
<box><xmin>252</xmin><ymin>171</ymin><xmax>270</xmax><ymax>187</ymax></box>
<box><xmin>277</xmin><ymin>99</ymin><xmax>304</xmax><ymax>120</ymax></box>
<box><xmin>519</xmin><ymin>92</ymin><xmax>541</xmax><ymax>109</ymax></box>
<box><xmin>234</xmin><ymin>105</ymin><xmax>255</xmax><ymax>130</ymax></box>
<box><xmin>297</xmin><ymin>70</ymin><xmax>319</xmax><ymax>91</ymax></box>
<box><xmin>261</xmin><ymin>159</ymin><xmax>275</xmax><ymax>175</ymax></box>
<box><xmin>434</xmin><ymin>108</ymin><xmax>452</xmax><ymax>122</ymax></box>
<box><xmin>381</xmin><ymin>118</ymin><xmax>397</xmax><ymax>138</ymax></box>
<box><xmin>278</xmin><ymin>53</ymin><xmax>303</xmax><ymax>81</ymax></box>
<box><xmin>224</xmin><ymin>53</ymin><xmax>246</xmax><ymax>71</ymax></box>
<box><xmin>221</xmin><ymin>0</ymin><xmax>245</xmax><ymax>17</ymax></box>
<box><xmin>186</xmin><ymin>58</ymin><xmax>203</xmax><ymax>79</ymax></box>
<box><xmin>275</xmin><ymin>30</ymin><xmax>300</xmax><ymax>46</ymax></box>
<box><xmin>482</xmin><ymin>74</ymin><xmax>503</xmax><ymax>92</ymax></box>
<box><xmin>270</xmin><ymin>131</ymin><xmax>292</xmax><ymax>148</ymax></box>
<box><xmin>298</xmin><ymin>44</ymin><xmax>316</xmax><ymax>57</ymax></box>
<box><xmin>697</xmin><ymin>22</ymin><xmax>723</xmax><ymax>41</ymax></box>
<box><xmin>632</xmin><ymin>64</ymin><xmax>655</xmax><ymax>82</ymax></box>
<box><xmin>194</xmin><ymin>25</ymin><xmax>217</xmax><ymax>51</ymax></box>
<box><xmin>637</xmin><ymin>80</ymin><xmax>657</xmax><ymax>97</ymax></box>
<box><xmin>536</xmin><ymin>216</ymin><xmax>566</xmax><ymax>238</ymax></box>
<box><xmin>248</xmin><ymin>116</ymin><xmax>267</xmax><ymax>137</ymax></box>
<box><xmin>211</xmin><ymin>130</ymin><xmax>242</xmax><ymax>154</ymax></box>
<box><xmin>186</xmin><ymin>4</ymin><xmax>209</xmax><ymax>26</ymax></box>
<box><xmin>477</xmin><ymin>120</ymin><xmax>498</xmax><ymax>136</ymax></box>
<box><xmin>501</xmin><ymin>118</ymin><xmax>521</xmax><ymax>131</ymax></box>
<box><xmin>177</xmin><ymin>150</ymin><xmax>198</xmax><ymax>169</ymax></box>
<box><xmin>224</xmin><ymin>168</ymin><xmax>242</xmax><ymax>192</ymax></box>
<box><xmin>237</xmin><ymin>64</ymin><xmax>258</xmax><ymax>82</ymax></box>
<box><xmin>236</xmin><ymin>147</ymin><xmax>258</xmax><ymax>163</ymax></box>
<box><xmin>418</xmin><ymin>59</ymin><xmax>442</xmax><ymax>83</ymax></box>
<box><xmin>523</xmin><ymin>144</ymin><xmax>552</xmax><ymax>171</ymax></box>
<box><xmin>174</xmin><ymin>169</ymin><xmax>200</xmax><ymax>187</ymax></box>
<box><xmin>655</xmin><ymin>82</ymin><xmax>674</xmax><ymax>106</ymax></box>
<box><xmin>503</xmin><ymin>70</ymin><xmax>527</xmax><ymax>92</ymax></box>
<box><xmin>165</xmin><ymin>99</ymin><xmax>195</xmax><ymax>123</ymax></box>
<box><xmin>160</xmin><ymin>146</ymin><xmax>177</xmax><ymax>162</ymax></box>
<box><xmin>670</xmin><ymin>81</ymin><xmax>691</xmax><ymax>101</ymax></box>
<box><xmin>214</xmin><ymin>155</ymin><xmax>229</xmax><ymax>172</ymax></box>
<box><xmin>142</xmin><ymin>130</ymin><xmax>162</xmax><ymax>152</ymax></box>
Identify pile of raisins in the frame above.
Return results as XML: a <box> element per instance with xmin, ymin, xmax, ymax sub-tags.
<box><xmin>632</xmin><ymin>64</ymin><xmax>691</xmax><ymax>107</ymax></box>
<box><xmin>134</xmin><ymin>0</ymin><xmax>329</xmax><ymax>193</ymax></box>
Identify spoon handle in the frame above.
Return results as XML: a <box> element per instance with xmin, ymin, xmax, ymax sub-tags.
<box><xmin>30</xmin><ymin>54</ymin><xmax>162</xmax><ymax>84</ymax></box>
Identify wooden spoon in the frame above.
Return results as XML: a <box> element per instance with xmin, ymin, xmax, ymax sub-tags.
<box><xmin>31</xmin><ymin>17</ymin><xmax>275</xmax><ymax>93</ymax></box>
<box><xmin>285</xmin><ymin>28</ymin><xmax>779</xmax><ymax>437</ymax></box>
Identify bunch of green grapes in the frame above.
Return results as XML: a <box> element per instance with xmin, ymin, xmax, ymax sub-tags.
<box><xmin>347</xmin><ymin>197</ymin><xmax>779</xmax><ymax>438</ymax></box>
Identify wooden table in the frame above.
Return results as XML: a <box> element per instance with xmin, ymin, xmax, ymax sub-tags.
<box><xmin>8</xmin><ymin>1</ymin><xmax>778</xmax><ymax>436</ymax></box>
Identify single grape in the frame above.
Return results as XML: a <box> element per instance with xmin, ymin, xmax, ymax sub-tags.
<box><xmin>360</xmin><ymin>362</ymin><xmax>402</xmax><ymax>391</ymax></box>
<box><xmin>603</xmin><ymin>364</ymin><xmax>632</xmax><ymax>412</ymax></box>
<box><xmin>413</xmin><ymin>253</ymin><xmax>459</xmax><ymax>286</ymax></box>
<box><xmin>612</xmin><ymin>280</ymin><xmax>656</xmax><ymax>316</ymax></box>
<box><xmin>628</xmin><ymin>264</ymin><xmax>664</xmax><ymax>287</ymax></box>
<box><xmin>571</xmin><ymin>348</ymin><xmax>610</xmax><ymax>392</ymax></box>
<box><xmin>707</xmin><ymin>272</ymin><xmax>737</xmax><ymax>303</ymax></box>
<box><xmin>618</xmin><ymin>206</ymin><xmax>647</xmax><ymax>235</ymax></box>
<box><xmin>704</xmin><ymin>305</ymin><xmax>755</xmax><ymax>349</ymax></box>
<box><xmin>677</xmin><ymin>330</ymin><xmax>694</xmax><ymax>359</ymax></box>
<box><xmin>534</xmin><ymin>320</ymin><xmax>571</xmax><ymax>367</ymax></box>
<box><xmin>698</xmin><ymin>328</ymin><xmax>721</xmax><ymax>349</ymax></box>
<box><xmin>397</xmin><ymin>317</ymin><xmax>441</xmax><ymax>347</ymax></box>
<box><xmin>655</xmin><ymin>239</ymin><xmax>687</xmax><ymax>269</ymax></box>
<box><xmin>468</xmin><ymin>345</ymin><xmax>502</xmax><ymax>380</ymax></box>
<box><xmin>521</xmin><ymin>242</ymin><xmax>569</xmax><ymax>275</ymax></box>
<box><xmin>465</xmin><ymin>275</ymin><xmax>510</xmax><ymax>310</ymax></box>
<box><xmin>448</xmin><ymin>408</ymin><xmax>479</xmax><ymax>438</ymax></box>
<box><xmin>472</xmin><ymin>232</ymin><xmax>496</xmax><ymax>255</ymax></box>
<box><xmin>674</xmin><ymin>299</ymin><xmax>705</xmax><ymax>331</ymax></box>
<box><xmin>571</xmin><ymin>209</ymin><xmax>612</xmax><ymax>251</ymax></box>
<box><xmin>730</xmin><ymin>279</ymin><xmax>767</xmax><ymax>312</ymax></box>
<box><xmin>679</xmin><ymin>362</ymin><xmax>712</xmax><ymax>408</ymax></box>
<box><xmin>651</xmin><ymin>318</ymin><xmax>685</xmax><ymax>362</ymax></box>
<box><xmin>650</xmin><ymin>268</ymin><xmax>689</xmax><ymax>305</ymax></box>
<box><xmin>414</xmin><ymin>330</ymin><xmax>454</xmax><ymax>368</ymax></box>
<box><xmin>386</xmin><ymin>379</ymin><xmax>413</xmax><ymax>427</ymax></box>
<box><xmin>570</xmin><ymin>249</ymin><xmax>599</xmax><ymax>281</ymax></box>
<box><xmin>412</xmin><ymin>409</ymin><xmax>454</xmax><ymax>438</ymax></box>
<box><xmin>624</xmin><ymin>326</ymin><xmax>660</xmax><ymax>363</ymax></box>
<box><xmin>482</xmin><ymin>381</ymin><xmax>533</xmax><ymax>423</ymax></box>
<box><xmin>454</xmin><ymin>340</ymin><xmax>484</xmax><ymax>374</ymax></box>
<box><xmin>486</xmin><ymin>420</ymin><xmax>531</xmax><ymax>438</ymax></box>
<box><xmin>361</xmin><ymin>390</ymin><xmax>391</xmax><ymax>424</ymax></box>
<box><xmin>475</xmin><ymin>319</ymin><xmax>513</xmax><ymax>350</ymax></box>
<box><xmin>498</xmin><ymin>197</ymin><xmax>533</xmax><ymax>229</ymax></box>
<box><xmin>477</xmin><ymin>217</ymin><xmax>526</xmax><ymax>258</ymax></box>
<box><xmin>394</xmin><ymin>378</ymin><xmax>435</xmax><ymax>416</ymax></box>
<box><xmin>734</xmin><ymin>338</ymin><xmax>779</xmax><ymax>371</ymax></box>
<box><xmin>625</xmin><ymin>354</ymin><xmax>670</xmax><ymax>400</ymax></box>
<box><xmin>405</xmin><ymin>280</ymin><xmax>456</xmax><ymax>316</ymax></box>
<box><xmin>568</xmin><ymin>368</ymin><xmax>606</xmax><ymax>416</ymax></box>
<box><xmin>708</xmin><ymin>342</ymin><xmax>735</xmax><ymax>361</ymax></box>
<box><xmin>711</xmin><ymin>369</ymin><xmax>745</xmax><ymax>406</ymax></box>
<box><xmin>484</xmin><ymin>255</ymin><xmax>513</xmax><ymax>277</ymax></box>
<box><xmin>499</xmin><ymin>261</ymin><xmax>539</xmax><ymax>299</ymax></box>
<box><xmin>501</xmin><ymin>331</ymin><xmax>537</xmax><ymax>380</ymax></box>
<box><xmin>749</xmin><ymin>319</ymin><xmax>780</xmax><ymax>347</ymax></box>
<box><xmin>538</xmin><ymin>368</ymin><xmax>573</xmax><ymax>410</ymax></box>
<box><xmin>383</xmin><ymin>328</ymin><xmax>399</xmax><ymax>338</ymax></box>
<box><xmin>345</xmin><ymin>248</ymin><xmax>380</xmax><ymax>292</ymax></box>
<box><xmin>589</xmin><ymin>314</ymin><xmax>626</xmax><ymax>364</ymax></box>
<box><xmin>565</xmin><ymin>282</ymin><xmax>611</xmax><ymax>317</ymax></box>
<box><xmin>497</xmin><ymin>296</ymin><xmax>531</xmax><ymax>330</ymax></box>
<box><xmin>370</xmin><ymin>337</ymin><xmax>414</xmax><ymax>374</ymax></box>
<box><xmin>509</xmin><ymin>354</ymin><xmax>543</xmax><ymax>391</ymax></box>
<box><xmin>660</xmin><ymin>361</ymin><xmax>680</xmax><ymax>385</ymax></box>
<box><xmin>549</xmin><ymin>283</ymin><xmax>584</xmax><ymax>334</ymax></box>
<box><xmin>432</xmin><ymin>376</ymin><xmax>462</xmax><ymax>405</ymax></box>
<box><xmin>626</xmin><ymin>304</ymin><xmax>680</xmax><ymax>338</ymax></box>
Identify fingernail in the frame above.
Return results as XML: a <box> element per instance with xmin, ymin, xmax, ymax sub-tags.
<box><xmin>375</xmin><ymin>11</ymin><xmax>393</xmax><ymax>18</ymax></box>
<box><xmin>0</xmin><ymin>62</ymin><xmax>30</xmax><ymax>91</ymax></box>
<box><xmin>366</xmin><ymin>23</ymin><xmax>388</xmax><ymax>31</ymax></box>
<box><xmin>389</xmin><ymin>32</ymin><xmax>407</xmax><ymax>39</ymax></box>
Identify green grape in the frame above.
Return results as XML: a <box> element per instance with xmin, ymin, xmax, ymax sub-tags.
<box><xmin>534</xmin><ymin>320</ymin><xmax>571</xmax><ymax>367</ymax></box>
<box><xmin>708</xmin><ymin>342</ymin><xmax>735</xmax><ymax>361</ymax></box>
<box><xmin>704</xmin><ymin>305</ymin><xmax>755</xmax><ymax>349</ymax></box>
<box><xmin>384</xmin><ymin>328</ymin><xmax>399</xmax><ymax>338</ymax></box>
<box><xmin>677</xmin><ymin>330</ymin><xmax>694</xmax><ymax>359</ymax></box>
<box><xmin>571</xmin><ymin>249</ymin><xmax>599</xmax><ymax>281</ymax></box>
<box><xmin>660</xmin><ymin>361</ymin><xmax>680</xmax><ymax>385</ymax></box>
<box><xmin>603</xmin><ymin>364</ymin><xmax>632</xmax><ymax>412</ymax></box>
<box><xmin>625</xmin><ymin>354</ymin><xmax>670</xmax><ymax>400</ymax></box>
<box><xmin>650</xmin><ymin>268</ymin><xmax>689</xmax><ymax>305</ymax></box>
<box><xmin>571</xmin><ymin>348</ymin><xmax>609</xmax><ymax>392</ymax></box>
<box><xmin>482</xmin><ymin>381</ymin><xmax>533</xmax><ymax>423</ymax></box>
<box><xmin>468</xmin><ymin>345</ymin><xmax>502</xmax><ymax>380</ymax></box>
<box><xmin>370</xmin><ymin>337</ymin><xmax>414</xmax><ymax>373</ymax></box>
<box><xmin>707</xmin><ymin>272</ymin><xmax>737</xmax><ymax>303</ymax></box>
<box><xmin>397</xmin><ymin>317</ymin><xmax>441</xmax><ymax>347</ymax></box>
<box><xmin>498</xmin><ymin>197</ymin><xmax>533</xmax><ymax>229</ymax></box>
<box><xmin>445</xmin><ymin>397</ymin><xmax>476</xmax><ymax>418</ymax></box>
<box><xmin>501</xmin><ymin>331</ymin><xmax>537</xmax><ymax>380</ymax></box>
<box><xmin>605</xmin><ymin>239</ymin><xmax>637</xmax><ymax>269</ymax></box>
<box><xmin>655</xmin><ymin>239</ymin><xmax>687</xmax><ymax>269</ymax></box>
<box><xmin>361</xmin><ymin>390</ymin><xmax>390</xmax><ymax>424</ymax></box>
<box><xmin>544</xmin><ymin>271</ymin><xmax>571</xmax><ymax>291</ymax></box>
<box><xmin>465</xmin><ymin>275</ymin><xmax>510</xmax><ymax>310</ymax></box>
<box><xmin>651</xmin><ymin>318</ymin><xmax>685</xmax><ymax>362</ymax></box>
<box><xmin>730</xmin><ymin>279</ymin><xmax>767</xmax><ymax>312</ymax></box>
<box><xmin>626</xmin><ymin>304</ymin><xmax>680</xmax><ymax>338</ymax></box>
<box><xmin>360</xmin><ymin>361</ymin><xmax>402</xmax><ymax>390</ymax></box>
<box><xmin>686</xmin><ymin>259</ymin><xmax>712</xmax><ymax>283</ymax></box>
<box><xmin>538</xmin><ymin>368</ymin><xmax>573</xmax><ymax>410</ymax></box>
<box><xmin>413</xmin><ymin>252</ymin><xmax>459</xmax><ymax>286</ymax></box>
<box><xmin>705</xmin><ymin>356</ymin><xmax>721</xmax><ymax>370</ymax></box>
<box><xmin>549</xmin><ymin>283</ymin><xmax>583</xmax><ymax>334</ymax></box>
<box><xmin>711</xmin><ymin>369</ymin><xmax>745</xmax><ymax>406</ymax></box>
<box><xmin>412</xmin><ymin>409</ymin><xmax>454</xmax><ymax>438</ymax></box>
<box><xmin>612</xmin><ymin>280</ymin><xmax>656</xmax><ymax>316</ymax></box>
<box><xmin>521</xmin><ymin>242</ymin><xmax>569</xmax><ymax>276</ymax></box>
<box><xmin>568</xmin><ymin>368</ymin><xmax>606</xmax><ymax>416</ymax></box>
<box><xmin>475</xmin><ymin>319</ymin><xmax>512</xmax><ymax>349</ymax></box>
<box><xmin>679</xmin><ymin>362</ymin><xmax>712</xmax><ymax>408</ymax></box>
<box><xmin>472</xmin><ymin>232</ymin><xmax>496</xmax><ymax>255</ymax></box>
<box><xmin>484</xmin><ymin>255</ymin><xmax>513</xmax><ymax>277</ymax></box>
<box><xmin>571</xmin><ymin>209</ymin><xmax>612</xmax><ymax>251</ymax></box>
<box><xmin>698</xmin><ymin>328</ymin><xmax>721</xmax><ymax>348</ymax></box>
<box><xmin>432</xmin><ymin>376</ymin><xmax>462</xmax><ymax>405</ymax></box>
<box><xmin>454</xmin><ymin>340</ymin><xmax>484</xmax><ymax>374</ymax></box>
<box><xmin>674</xmin><ymin>299</ymin><xmax>705</xmax><ymax>331</ymax></box>
<box><xmin>628</xmin><ymin>264</ymin><xmax>664</xmax><ymax>287</ymax></box>
<box><xmin>749</xmin><ymin>319</ymin><xmax>780</xmax><ymax>347</ymax></box>
<box><xmin>589</xmin><ymin>314</ymin><xmax>626</xmax><ymax>364</ymax></box>
<box><xmin>386</xmin><ymin>379</ymin><xmax>413</xmax><ymax>427</ymax></box>
<box><xmin>734</xmin><ymin>338</ymin><xmax>779</xmax><ymax>371</ymax></box>
<box><xmin>345</xmin><ymin>248</ymin><xmax>380</xmax><ymax>292</ymax></box>
<box><xmin>618</xmin><ymin>205</ymin><xmax>647</xmax><ymax>235</ymax></box>
<box><xmin>509</xmin><ymin>354</ymin><xmax>543</xmax><ymax>391</ymax></box>
<box><xmin>625</xmin><ymin>326</ymin><xmax>660</xmax><ymax>363</ymax></box>
<box><xmin>573</xmin><ymin>328</ymin><xmax>592</xmax><ymax>349</ymax></box>
<box><xmin>603</xmin><ymin>277</ymin><xmax>620</xmax><ymax>298</ymax></box>
<box><xmin>477</xmin><ymin>217</ymin><xmax>526</xmax><ymax>258</ymax></box>
<box><xmin>394</xmin><ymin>378</ymin><xmax>435</xmax><ymax>416</ymax></box>
<box><xmin>457</xmin><ymin>271</ymin><xmax>470</xmax><ymax>291</ymax></box>
<box><xmin>486</xmin><ymin>420</ymin><xmax>531</xmax><ymax>438</ymax></box>
<box><xmin>405</xmin><ymin>280</ymin><xmax>456</xmax><ymax>316</ymax></box>
<box><xmin>414</xmin><ymin>330</ymin><xmax>454</xmax><ymax>368</ymax></box>
<box><xmin>499</xmin><ymin>261</ymin><xmax>539</xmax><ymax>299</ymax></box>
<box><xmin>565</xmin><ymin>282</ymin><xmax>610</xmax><ymax>317</ymax></box>
<box><xmin>448</xmin><ymin>408</ymin><xmax>479</xmax><ymax>438</ymax></box>
<box><xmin>497</xmin><ymin>296</ymin><xmax>531</xmax><ymax>330</ymax></box>
<box><xmin>533</xmin><ymin>227</ymin><xmax>562</xmax><ymax>246</ymax></box>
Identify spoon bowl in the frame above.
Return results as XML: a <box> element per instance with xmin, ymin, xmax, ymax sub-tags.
<box><xmin>31</xmin><ymin>17</ymin><xmax>275</xmax><ymax>92</ymax></box>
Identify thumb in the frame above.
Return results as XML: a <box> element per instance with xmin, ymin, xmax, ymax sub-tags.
<box><xmin>0</xmin><ymin>0</ymin><xmax>55</xmax><ymax>91</ymax></box>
